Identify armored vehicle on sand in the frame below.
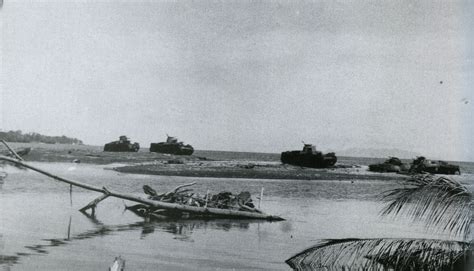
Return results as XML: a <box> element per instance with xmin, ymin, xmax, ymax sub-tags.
<box><xmin>149</xmin><ymin>135</ymin><xmax>194</xmax><ymax>155</ymax></box>
<box><xmin>409</xmin><ymin>156</ymin><xmax>461</xmax><ymax>175</ymax></box>
<box><xmin>281</xmin><ymin>144</ymin><xmax>337</xmax><ymax>168</ymax></box>
<box><xmin>104</xmin><ymin>136</ymin><xmax>140</xmax><ymax>152</ymax></box>
<box><xmin>368</xmin><ymin>157</ymin><xmax>410</xmax><ymax>173</ymax></box>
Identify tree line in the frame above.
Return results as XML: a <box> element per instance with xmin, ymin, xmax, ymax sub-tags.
<box><xmin>0</xmin><ymin>130</ymin><xmax>83</xmax><ymax>145</ymax></box>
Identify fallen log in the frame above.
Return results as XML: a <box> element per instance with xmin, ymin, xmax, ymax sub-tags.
<box><xmin>0</xmin><ymin>155</ymin><xmax>284</xmax><ymax>221</ymax></box>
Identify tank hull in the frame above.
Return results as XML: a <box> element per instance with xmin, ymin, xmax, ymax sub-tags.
<box><xmin>104</xmin><ymin>142</ymin><xmax>140</xmax><ymax>152</ymax></box>
<box><xmin>368</xmin><ymin>157</ymin><xmax>409</xmax><ymax>173</ymax></box>
<box><xmin>281</xmin><ymin>151</ymin><xmax>337</xmax><ymax>168</ymax></box>
<box><xmin>149</xmin><ymin>143</ymin><xmax>194</xmax><ymax>155</ymax></box>
<box><xmin>409</xmin><ymin>157</ymin><xmax>461</xmax><ymax>175</ymax></box>
<box><xmin>412</xmin><ymin>164</ymin><xmax>460</xmax><ymax>175</ymax></box>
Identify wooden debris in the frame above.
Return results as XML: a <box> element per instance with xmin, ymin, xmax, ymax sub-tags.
<box><xmin>0</xmin><ymin>155</ymin><xmax>284</xmax><ymax>221</ymax></box>
<box><xmin>139</xmin><ymin>185</ymin><xmax>264</xmax><ymax>215</ymax></box>
<box><xmin>79</xmin><ymin>193</ymin><xmax>110</xmax><ymax>215</ymax></box>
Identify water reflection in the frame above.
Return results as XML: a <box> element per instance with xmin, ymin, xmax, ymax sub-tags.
<box><xmin>0</xmin><ymin>233</ymin><xmax>20</xmax><ymax>268</ymax></box>
<box><xmin>148</xmin><ymin>219</ymin><xmax>252</xmax><ymax>242</ymax></box>
<box><xmin>0</xmin><ymin>254</ymin><xmax>19</xmax><ymax>266</ymax></box>
<box><xmin>0</xmin><ymin>211</ymin><xmax>265</xmax><ymax>268</ymax></box>
<box><xmin>6</xmin><ymin>162</ymin><xmax>462</xmax><ymax>270</ymax></box>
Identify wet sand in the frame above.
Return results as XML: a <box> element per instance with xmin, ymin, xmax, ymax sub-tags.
<box><xmin>3</xmin><ymin>143</ymin><xmax>407</xmax><ymax>181</ymax></box>
<box><xmin>113</xmin><ymin>160</ymin><xmax>408</xmax><ymax>181</ymax></box>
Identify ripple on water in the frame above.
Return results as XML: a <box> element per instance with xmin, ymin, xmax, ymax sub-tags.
<box><xmin>0</xmin><ymin>162</ymin><xmax>471</xmax><ymax>270</ymax></box>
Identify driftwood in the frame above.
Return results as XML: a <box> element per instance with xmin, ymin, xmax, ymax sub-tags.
<box><xmin>79</xmin><ymin>193</ymin><xmax>110</xmax><ymax>215</ymax></box>
<box><xmin>0</xmin><ymin>155</ymin><xmax>284</xmax><ymax>221</ymax></box>
<box><xmin>167</xmin><ymin>182</ymin><xmax>196</xmax><ymax>195</ymax></box>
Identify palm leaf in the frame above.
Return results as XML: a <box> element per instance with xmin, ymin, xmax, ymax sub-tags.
<box><xmin>380</xmin><ymin>174</ymin><xmax>473</xmax><ymax>238</ymax></box>
<box><xmin>285</xmin><ymin>238</ymin><xmax>472</xmax><ymax>271</ymax></box>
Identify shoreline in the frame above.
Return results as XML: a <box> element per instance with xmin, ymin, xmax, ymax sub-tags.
<box><xmin>113</xmin><ymin>163</ymin><xmax>407</xmax><ymax>181</ymax></box>
<box><xmin>112</xmin><ymin>158</ymin><xmax>408</xmax><ymax>181</ymax></box>
<box><xmin>2</xmin><ymin>142</ymin><xmax>408</xmax><ymax>181</ymax></box>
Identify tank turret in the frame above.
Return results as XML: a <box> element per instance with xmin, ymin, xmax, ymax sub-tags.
<box><xmin>166</xmin><ymin>136</ymin><xmax>178</xmax><ymax>144</ymax></box>
<box><xmin>119</xmin><ymin>135</ymin><xmax>129</xmax><ymax>143</ymax></box>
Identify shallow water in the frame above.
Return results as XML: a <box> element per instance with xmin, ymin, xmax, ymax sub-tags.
<box><xmin>0</xmin><ymin>162</ymin><xmax>472</xmax><ymax>270</ymax></box>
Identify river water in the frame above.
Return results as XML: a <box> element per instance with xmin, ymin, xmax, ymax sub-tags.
<box><xmin>0</xmin><ymin>162</ymin><xmax>472</xmax><ymax>270</ymax></box>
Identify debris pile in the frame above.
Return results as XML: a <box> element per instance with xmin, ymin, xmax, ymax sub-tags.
<box><xmin>123</xmin><ymin>183</ymin><xmax>274</xmax><ymax>220</ymax></box>
<box><xmin>238</xmin><ymin>163</ymin><xmax>256</xmax><ymax>169</ymax></box>
<box><xmin>167</xmin><ymin>158</ymin><xmax>184</xmax><ymax>164</ymax></box>
<box><xmin>141</xmin><ymin>183</ymin><xmax>260</xmax><ymax>213</ymax></box>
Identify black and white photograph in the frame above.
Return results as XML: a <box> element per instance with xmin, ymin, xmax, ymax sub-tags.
<box><xmin>1</xmin><ymin>0</ymin><xmax>473</xmax><ymax>270</ymax></box>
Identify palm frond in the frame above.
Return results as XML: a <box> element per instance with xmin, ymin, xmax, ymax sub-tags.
<box><xmin>286</xmin><ymin>238</ymin><xmax>472</xmax><ymax>271</ymax></box>
<box><xmin>380</xmin><ymin>174</ymin><xmax>473</xmax><ymax>238</ymax></box>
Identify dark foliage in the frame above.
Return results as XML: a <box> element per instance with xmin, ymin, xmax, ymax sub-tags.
<box><xmin>0</xmin><ymin>130</ymin><xmax>83</xmax><ymax>144</ymax></box>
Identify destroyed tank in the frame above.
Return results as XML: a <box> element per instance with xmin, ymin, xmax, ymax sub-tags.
<box><xmin>368</xmin><ymin>157</ymin><xmax>410</xmax><ymax>173</ymax></box>
<box><xmin>149</xmin><ymin>135</ymin><xmax>194</xmax><ymax>155</ymax></box>
<box><xmin>281</xmin><ymin>144</ymin><xmax>337</xmax><ymax>168</ymax></box>
<box><xmin>103</xmin><ymin>136</ymin><xmax>140</xmax><ymax>152</ymax></box>
<box><xmin>409</xmin><ymin>156</ymin><xmax>461</xmax><ymax>175</ymax></box>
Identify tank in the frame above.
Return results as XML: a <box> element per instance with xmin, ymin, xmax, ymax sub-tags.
<box><xmin>103</xmin><ymin>136</ymin><xmax>140</xmax><ymax>152</ymax></box>
<box><xmin>409</xmin><ymin>156</ymin><xmax>461</xmax><ymax>175</ymax></box>
<box><xmin>281</xmin><ymin>144</ymin><xmax>337</xmax><ymax>168</ymax></box>
<box><xmin>368</xmin><ymin>157</ymin><xmax>410</xmax><ymax>173</ymax></box>
<box><xmin>149</xmin><ymin>135</ymin><xmax>194</xmax><ymax>155</ymax></box>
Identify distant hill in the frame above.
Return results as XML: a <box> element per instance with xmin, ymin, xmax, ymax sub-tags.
<box><xmin>0</xmin><ymin>130</ymin><xmax>83</xmax><ymax>145</ymax></box>
<box><xmin>338</xmin><ymin>147</ymin><xmax>420</xmax><ymax>159</ymax></box>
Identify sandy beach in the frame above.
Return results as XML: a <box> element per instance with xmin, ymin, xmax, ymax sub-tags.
<box><xmin>4</xmin><ymin>143</ymin><xmax>407</xmax><ymax>181</ymax></box>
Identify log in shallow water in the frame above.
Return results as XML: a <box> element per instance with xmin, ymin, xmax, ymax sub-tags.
<box><xmin>0</xmin><ymin>155</ymin><xmax>284</xmax><ymax>221</ymax></box>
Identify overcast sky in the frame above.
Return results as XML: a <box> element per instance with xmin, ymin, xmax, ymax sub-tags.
<box><xmin>1</xmin><ymin>0</ymin><xmax>473</xmax><ymax>161</ymax></box>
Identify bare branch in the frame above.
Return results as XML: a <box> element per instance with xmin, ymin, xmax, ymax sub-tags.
<box><xmin>79</xmin><ymin>193</ymin><xmax>110</xmax><ymax>213</ymax></box>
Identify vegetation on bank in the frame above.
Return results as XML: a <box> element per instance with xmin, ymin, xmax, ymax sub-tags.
<box><xmin>0</xmin><ymin>130</ymin><xmax>83</xmax><ymax>145</ymax></box>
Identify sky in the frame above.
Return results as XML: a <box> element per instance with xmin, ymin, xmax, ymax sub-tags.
<box><xmin>1</xmin><ymin>0</ymin><xmax>473</xmax><ymax>161</ymax></box>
